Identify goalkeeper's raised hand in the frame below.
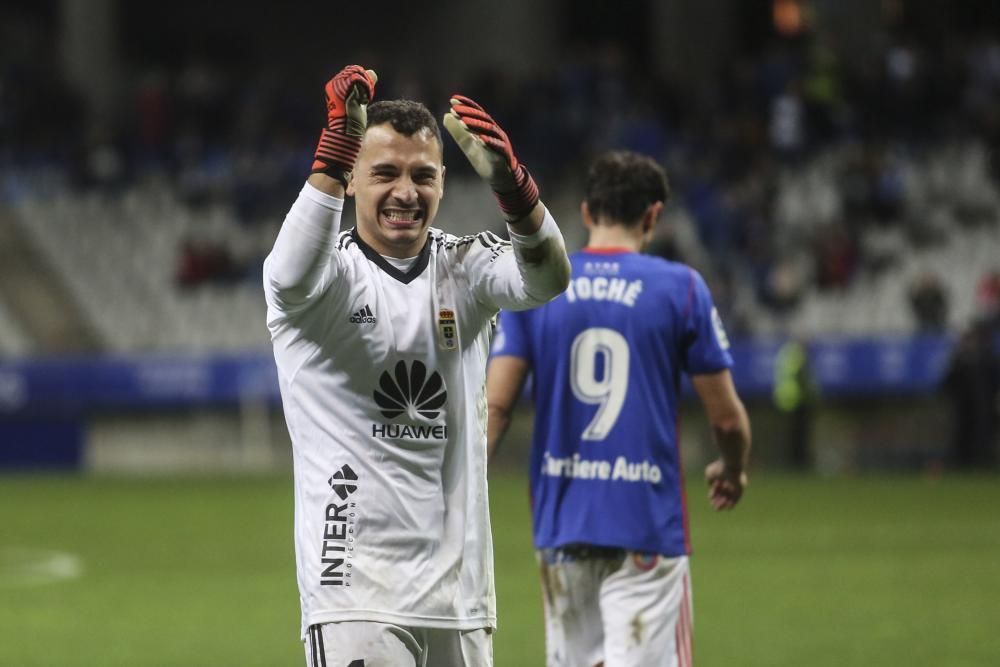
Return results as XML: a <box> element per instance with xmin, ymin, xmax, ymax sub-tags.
<box><xmin>311</xmin><ymin>65</ymin><xmax>377</xmax><ymax>187</ymax></box>
<box><xmin>443</xmin><ymin>95</ymin><xmax>539</xmax><ymax>222</ymax></box>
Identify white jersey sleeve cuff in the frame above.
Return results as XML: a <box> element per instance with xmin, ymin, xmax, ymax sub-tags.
<box><xmin>504</xmin><ymin>206</ymin><xmax>571</xmax><ymax>305</ymax></box>
<box><xmin>507</xmin><ymin>207</ymin><xmax>559</xmax><ymax>249</ymax></box>
<box><xmin>284</xmin><ymin>184</ymin><xmax>344</xmax><ymax>243</ymax></box>
<box><xmin>300</xmin><ymin>182</ymin><xmax>345</xmax><ymax>212</ymax></box>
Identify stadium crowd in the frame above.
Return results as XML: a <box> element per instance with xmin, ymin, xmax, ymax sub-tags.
<box><xmin>3</xmin><ymin>4</ymin><xmax>1000</xmax><ymax>335</ymax></box>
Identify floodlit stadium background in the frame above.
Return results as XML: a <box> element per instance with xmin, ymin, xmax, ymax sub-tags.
<box><xmin>1</xmin><ymin>1</ymin><xmax>998</xmax><ymax>665</ymax></box>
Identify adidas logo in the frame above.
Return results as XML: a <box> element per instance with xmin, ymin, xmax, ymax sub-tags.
<box><xmin>373</xmin><ymin>360</ymin><xmax>447</xmax><ymax>420</ymax></box>
<box><xmin>328</xmin><ymin>464</ymin><xmax>358</xmax><ymax>500</ymax></box>
<box><xmin>349</xmin><ymin>304</ymin><xmax>376</xmax><ymax>324</ymax></box>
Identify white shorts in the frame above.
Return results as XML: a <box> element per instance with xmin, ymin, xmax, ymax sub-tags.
<box><xmin>303</xmin><ymin>621</ymin><xmax>493</xmax><ymax>667</ymax></box>
<box><xmin>538</xmin><ymin>546</ymin><xmax>693</xmax><ymax>667</ymax></box>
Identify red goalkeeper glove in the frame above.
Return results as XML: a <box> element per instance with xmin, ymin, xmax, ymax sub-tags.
<box><xmin>443</xmin><ymin>95</ymin><xmax>540</xmax><ymax>221</ymax></box>
<box><xmin>311</xmin><ymin>65</ymin><xmax>377</xmax><ymax>186</ymax></box>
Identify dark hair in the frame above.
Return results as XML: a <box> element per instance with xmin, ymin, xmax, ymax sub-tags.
<box><xmin>584</xmin><ymin>151</ymin><xmax>670</xmax><ymax>226</ymax></box>
<box><xmin>367</xmin><ymin>100</ymin><xmax>442</xmax><ymax>147</ymax></box>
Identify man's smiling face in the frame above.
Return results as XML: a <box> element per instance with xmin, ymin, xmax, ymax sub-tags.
<box><xmin>348</xmin><ymin>123</ymin><xmax>445</xmax><ymax>258</ymax></box>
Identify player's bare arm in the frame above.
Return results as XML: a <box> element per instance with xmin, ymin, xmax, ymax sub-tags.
<box><xmin>692</xmin><ymin>369</ymin><xmax>752</xmax><ymax>511</ymax></box>
<box><xmin>485</xmin><ymin>355</ymin><xmax>530</xmax><ymax>461</ymax></box>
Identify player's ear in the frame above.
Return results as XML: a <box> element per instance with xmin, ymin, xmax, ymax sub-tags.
<box><xmin>581</xmin><ymin>201</ymin><xmax>595</xmax><ymax>230</ymax></box>
<box><xmin>641</xmin><ymin>201</ymin><xmax>664</xmax><ymax>235</ymax></box>
<box><xmin>439</xmin><ymin>164</ymin><xmax>446</xmax><ymax>197</ymax></box>
<box><xmin>346</xmin><ymin>173</ymin><xmax>356</xmax><ymax>197</ymax></box>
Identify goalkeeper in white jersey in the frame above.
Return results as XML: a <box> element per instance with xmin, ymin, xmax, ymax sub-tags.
<box><xmin>263</xmin><ymin>65</ymin><xmax>571</xmax><ymax>667</ymax></box>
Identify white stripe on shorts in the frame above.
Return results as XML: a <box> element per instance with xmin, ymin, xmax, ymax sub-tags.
<box><xmin>675</xmin><ymin>572</ymin><xmax>693</xmax><ymax>667</ymax></box>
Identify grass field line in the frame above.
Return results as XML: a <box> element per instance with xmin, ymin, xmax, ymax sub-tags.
<box><xmin>0</xmin><ymin>547</ymin><xmax>83</xmax><ymax>588</ymax></box>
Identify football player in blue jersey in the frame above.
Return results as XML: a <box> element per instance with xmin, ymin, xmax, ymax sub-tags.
<box><xmin>487</xmin><ymin>150</ymin><xmax>752</xmax><ymax>667</ymax></box>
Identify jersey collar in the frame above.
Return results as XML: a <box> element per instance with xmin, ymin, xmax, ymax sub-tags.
<box><xmin>581</xmin><ymin>246</ymin><xmax>634</xmax><ymax>255</ymax></box>
<box><xmin>351</xmin><ymin>228</ymin><xmax>431</xmax><ymax>284</ymax></box>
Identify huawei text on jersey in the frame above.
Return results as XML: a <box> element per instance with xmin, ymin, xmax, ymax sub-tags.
<box><xmin>371</xmin><ymin>360</ymin><xmax>449</xmax><ymax>441</ymax></box>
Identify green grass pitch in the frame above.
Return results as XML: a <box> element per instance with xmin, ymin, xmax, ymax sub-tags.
<box><xmin>1</xmin><ymin>472</ymin><xmax>998</xmax><ymax>666</ymax></box>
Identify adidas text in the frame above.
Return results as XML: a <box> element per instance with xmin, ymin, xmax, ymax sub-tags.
<box><xmin>350</xmin><ymin>304</ymin><xmax>376</xmax><ymax>324</ymax></box>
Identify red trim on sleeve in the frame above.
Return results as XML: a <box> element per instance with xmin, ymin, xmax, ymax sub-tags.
<box><xmin>681</xmin><ymin>268</ymin><xmax>696</xmax><ymax>320</ymax></box>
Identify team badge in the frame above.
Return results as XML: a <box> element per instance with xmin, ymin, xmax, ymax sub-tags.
<box><xmin>711</xmin><ymin>306</ymin><xmax>730</xmax><ymax>350</ymax></box>
<box><xmin>438</xmin><ymin>308</ymin><xmax>457</xmax><ymax>350</ymax></box>
<box><xmin>632</xmin><ymin>553</ymin><xmax>659</xmax><ymax>571</ymax></box>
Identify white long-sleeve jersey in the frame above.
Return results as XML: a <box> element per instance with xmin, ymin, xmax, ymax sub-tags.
<box><xmin>264</xmin><ymin>184</ymin><xmax>569</xmax><ymax>638</ymax></box>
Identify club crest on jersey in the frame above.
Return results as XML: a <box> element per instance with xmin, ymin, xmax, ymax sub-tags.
<box><xmin>438</xmin><ymin>308</ymin><xmax>457</xmax><ymax>350</ymax></box>
<box><xmin>371</xmin><ymin>360</ymin><xmax>449</xmax><ymax>441</ymax></box>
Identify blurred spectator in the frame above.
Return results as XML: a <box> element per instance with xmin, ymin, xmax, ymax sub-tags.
<box><xmin>839</xmin><ymin>145</ymin><xmax>873</xmax><ymax>220</ymax></box>
<box><xmin>134</xmin><ymin>69</ymin><xmax>172</xmax><ymax>165</ymax></box>
<box><xmin>814</xmin><ymin>221</ymin><xmax>858</xmax><ymax>290</ymax></box>
<box><xmin>773</xmin><ymin>337</ymin><xmax>819</xmax><ymax>469</ymax></box>
<box><xmin>761</xmin><ymin>257</ymin><xmax>808</xmax><ymax>313</ymax></box>
<box><xmin>769</xmin><ymin>81</ymin><xmax>806</xmax><ymax>159</ymax></box>
<box><xmin>881</xmin><ymin>37</ymin><xmax>925</xmax><ymax>140</ymax></box>
<box><xmin>976</xmin><ymin>269</ymin><xmax>1000</xmax><ymax>325</ymax></box>
<box><xmin>175</xmin><ymin>239</ymin><xmax>242</xmax><ymax>288</ymax></box>
<box><xmin>77</xmin><ymin>128</ymin><xmax>128</xmax><ymax>193</ymax></box>
<box><xmin>908</xmin><ymin>271</ymin><xmax>949</xmax><ymax>332</ymax></box>
<box><xmin>870</xmin><ymin>146</ymin><xmax>907</xmax><ymax>223</ymax></box>
<box><xmin>801</xmin><ymin>36</ymin><xmax>844</xmax><ymax>145</ymax></box>
<box><xmin>941</xmin><ymin>319</ymin><xmax>1000</xmax><ymax>469</ymax></box>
